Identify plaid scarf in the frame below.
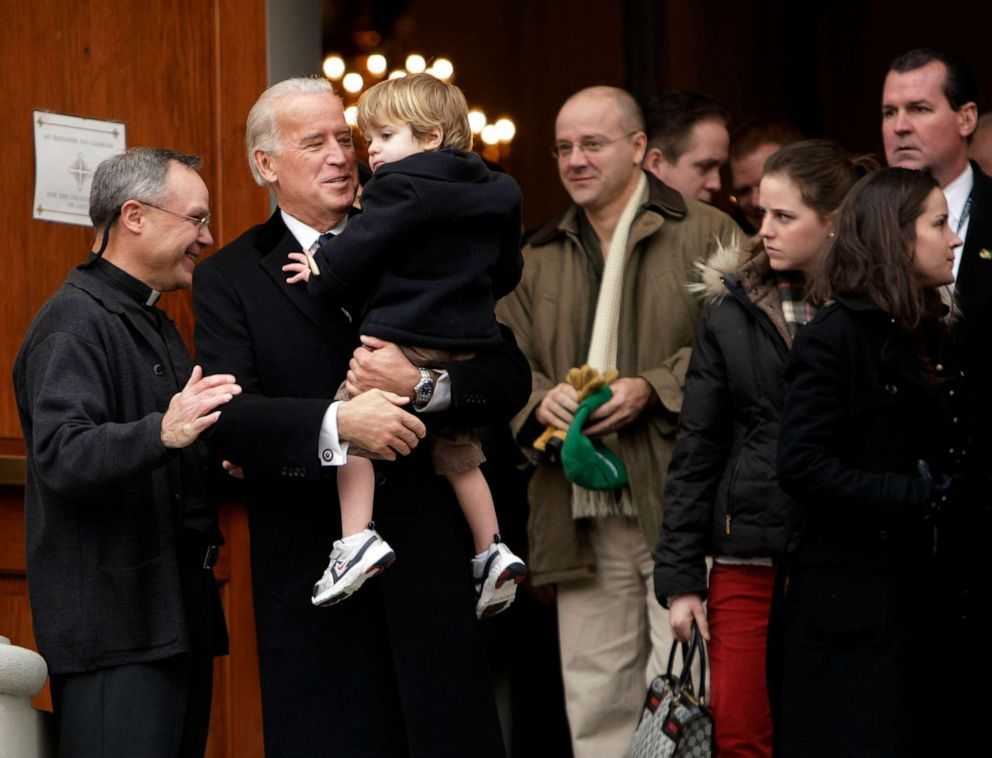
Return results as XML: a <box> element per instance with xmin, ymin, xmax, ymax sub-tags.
<box><xmin>775</xmin><ymin>271</ymin><xmax>816</xmax><ymax>338</ymax></box>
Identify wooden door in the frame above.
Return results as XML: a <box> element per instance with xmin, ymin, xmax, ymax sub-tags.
<box><xmin>0</xmin><ymin>2</ymin><xmax>270</xmax><ymax>755</ymax></box>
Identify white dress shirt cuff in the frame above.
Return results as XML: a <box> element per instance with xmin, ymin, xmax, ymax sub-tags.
<box><xmin>320</xmin><ymin>370</ymin><xmax>449</xmax><ymax>466</ymax></box>
<box><xmin>318</xmin><ymin>401</ymin><xmax>350</xmax><ymax>466</ymax></box>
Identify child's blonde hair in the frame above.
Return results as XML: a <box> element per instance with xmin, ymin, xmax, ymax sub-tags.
<box><xmin>357</xmin><ymin>73</ymin><xmax>473</xmax><ymax>151</ymax></box>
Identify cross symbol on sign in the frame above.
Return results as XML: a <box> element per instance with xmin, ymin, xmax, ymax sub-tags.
<box><xmin>68</xmin><ymin>153</ymin><xmax>93</xmax><ymax>191</ymax></box>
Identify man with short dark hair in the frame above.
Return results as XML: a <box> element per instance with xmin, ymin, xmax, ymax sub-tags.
<box><xmin>728</xmin><ymin>120</ymin><xmax>803</xmax><ymax>233</ymax></box>
<box><xmin>499</xmin><ymin>85</ymin><xmax>738</xmax><ymax>757</ymax></box>
<box><xmin>882</xmin><ymin>47</ymin><xmax>990</xmax><ymax>322</ymax></box>
<box><xmin>192</xmin><ymin>77</ymin><xmax>528</xmax><ymax>757</ymax></box>
<box><xmin>14</xmin><ymin>147</ymin><xmax>239</xmax><ymax>757</ymax></box>
<box><xmin>640</xmin><ymin>90</ymin><xmax>729</xmax><ymax>203</ymax></box>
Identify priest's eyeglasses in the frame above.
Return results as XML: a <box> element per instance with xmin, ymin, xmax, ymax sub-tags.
<box><xmin>141</xmin><ymin>201</ymin><xmax>212</xmax><ymax>232</ymax></box>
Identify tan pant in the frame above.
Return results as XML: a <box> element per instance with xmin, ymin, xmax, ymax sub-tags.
<box><xmin>557</xmin><ymin>516</ymin><xmax>673</xmax><ymax>758</ymax></box>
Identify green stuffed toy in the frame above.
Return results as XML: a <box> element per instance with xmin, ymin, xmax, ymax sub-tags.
<box><xmin>533</xmin><ymin>364</ymin><xmax>618</xmax><ymax>463</ymax></box>
<box><xmin>561</xmin><ymin>385</ymin><xmax>629</xmax><ymax>491</ymax></box>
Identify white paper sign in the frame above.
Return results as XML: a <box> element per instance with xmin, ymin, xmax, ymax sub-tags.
<box><xmin>33</xmin><ymin>111</ymin><xmax>126</xmax><ymax>227</ymax></box>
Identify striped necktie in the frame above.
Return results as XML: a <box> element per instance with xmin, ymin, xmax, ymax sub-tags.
<box><xmin>309</xmin><ymin>231</ymin><xmax>334</xmax><ymax>254</ymax></box>
<box><xmin>305</xmin><ymin>232</ymin><xmax>335</xmax><ymax>277</ymax></box>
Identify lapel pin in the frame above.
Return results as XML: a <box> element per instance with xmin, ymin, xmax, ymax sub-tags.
<box><xmin>979</xmin><ymin>248</ymin><xmax>992</xmax><ymax>260</ymax></box>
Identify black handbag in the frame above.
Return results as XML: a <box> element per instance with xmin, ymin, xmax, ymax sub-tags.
<box><xmin>627</xmin><ymin>621</ymin><xmax>715</xmax><ymax>757</ymax></box>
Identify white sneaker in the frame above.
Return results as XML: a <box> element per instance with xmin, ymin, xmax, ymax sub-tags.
<box><xmin>472</xmin><ymin>536</ymin><xmax>527</xmax><ymax>619</ymax></box>
<box><xmin>312</xmin><ymin>527</ymin><xmax>395</xmax><ymax>607</ymax></box>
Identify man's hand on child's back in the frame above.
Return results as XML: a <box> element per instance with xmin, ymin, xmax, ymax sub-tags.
<box><xmin>347</xmin><ymin>336</ymin><xmax>421</xmax><ymax>399</ymax></box>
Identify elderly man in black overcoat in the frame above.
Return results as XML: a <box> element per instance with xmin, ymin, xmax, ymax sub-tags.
<box><xmin>192</xmin><ymin>77</ymin><xmax>529</xmax><ymax>757</ymax></box>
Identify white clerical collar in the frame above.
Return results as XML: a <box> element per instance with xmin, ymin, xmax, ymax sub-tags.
<box><xmin>280</xmin><ymin>210</ymin><xmax>348</xmax><ymax>251</ymax></box>
<box><xmin>943</xmin><ymin>163</ymin><xmax>974</xmax><ymax>229</ymax></box>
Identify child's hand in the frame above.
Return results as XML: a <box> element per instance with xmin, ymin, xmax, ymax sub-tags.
<box><xmin>283</xmin><ymin>251</ymin><xmax>318</xmax><ymax>284</ymax></box>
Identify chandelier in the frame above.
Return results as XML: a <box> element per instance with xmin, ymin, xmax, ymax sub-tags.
<box><xmin>321</xmin><ymin>52</ymin><xmax>516</xmax><ymax>164</ymax></box>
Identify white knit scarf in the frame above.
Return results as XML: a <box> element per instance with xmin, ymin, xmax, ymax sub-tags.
<box><xmin>572</xmin><ymin>173</ymin><xmax>648</xmax><ymax>519</ymax></box>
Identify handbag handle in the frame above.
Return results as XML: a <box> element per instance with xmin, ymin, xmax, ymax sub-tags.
<box><xmin>669</xmin><ymin>620</ymin><xmax>707</xmax><ymax>702</ymax></box>
<box><xmin>688</xmin><ymin>620</ymin><xmax>708</xmax><ymax>701</ymax></box>
<box><xmin>664</xmin><ymin>633</ymin><xmax>685</xmax><ymax>677</ymax></box>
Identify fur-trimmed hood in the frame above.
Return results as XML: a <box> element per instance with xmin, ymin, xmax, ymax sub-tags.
<box><xmin>688</xmin><ymin>235</ymin><xmax>755</xmax><ymax>301</ymax></box>
<box><xmin>689</xmin><ymin>237</ymin><xmax>801</xmax><ymax>346</ymax></box>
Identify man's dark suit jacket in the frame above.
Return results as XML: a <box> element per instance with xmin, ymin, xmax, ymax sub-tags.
<box><xmin>940</xmin><ymin>163</ymin><xmax>992</xmax><ymax>752</ymax></box>
<box><xmin>192</xmin><ymin>209</ymin><xmax>529</xmax><ymax>757</ymax></box>
<box><xmin>954</xmin><ymin>161</ymin><xmax>992</xmax><ymax>327</ymax></box>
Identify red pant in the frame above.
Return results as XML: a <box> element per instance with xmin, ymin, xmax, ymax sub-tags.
<box><xmin>707</xmin><ymin>563</ymin><xmax>776</xmax><ymax>757</ymax></box>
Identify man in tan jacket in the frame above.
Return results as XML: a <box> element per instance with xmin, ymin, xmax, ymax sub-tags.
<box><xmin>498</xmin><ymin>86</ymin><xmax>739</xmax><ymax>757</ymax></box>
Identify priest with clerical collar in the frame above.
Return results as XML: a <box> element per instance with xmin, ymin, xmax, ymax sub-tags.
<box><xmin>13</xmin><ymin>146</ymin><xmax>240</xmax><ymax>757</ymax></box>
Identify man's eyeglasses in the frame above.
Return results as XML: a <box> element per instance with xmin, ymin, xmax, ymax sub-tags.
<box><xmin>141</xmin><ymin>201</ymin><xmax>212</xmax><ymax>233</ymax></box>
<box><xmin>551</xmin><ymin>131</ymin><xmax>639</xmax><ymax>160</ymax></box>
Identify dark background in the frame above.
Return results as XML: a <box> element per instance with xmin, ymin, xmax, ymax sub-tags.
<box><xmin>322</xmin><ymin>0</ymin><xmax>992</xmax><ymax>227</ymax></box>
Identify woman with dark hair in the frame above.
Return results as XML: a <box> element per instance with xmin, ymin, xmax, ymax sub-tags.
<box><xmin>653</xmin><ymin>140</ymin><xmax>875</xmax><ymax>756</ymax></box>
<box><xmin>776</xmin><ymin>167</ymin><xmax>963</xmax><ymax>756</ymax></box>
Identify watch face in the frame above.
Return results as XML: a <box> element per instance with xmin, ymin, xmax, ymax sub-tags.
<box><xmin>415</xmin><ymin>369</ymin><xmax>435</xmax><ymax>405</ymax></box>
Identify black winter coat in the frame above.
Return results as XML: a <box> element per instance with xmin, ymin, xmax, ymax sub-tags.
<box><xmin>14</xmin><ymin>263</ymin><xmax>227</xmax><ymax>674</ymax></box>
<box><xmin>775</xmin><ymin>294</ymin><xmax>960</xmax><ymax>757</ymax></box>
<box><xmin>309</xmin><ymin>149</ymin><xmax>523</xmax><ymax>350</ymax></box>
<box><xmin>654</xmin><ymin>252</ymin><xmax>803</xmax><ymax>605</ymax></box>
<box><xmin>777</xmin><ymin>296</ymin><xmax>956</xmax><ymax>565</ymax></box>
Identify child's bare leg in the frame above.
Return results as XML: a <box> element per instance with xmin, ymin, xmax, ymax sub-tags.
<box><xmin>447</xmin><ymin>466</ymin><xmax>499</xmax><ymax>553</ymax></box>
<box><xmin>313</xmin><ymin>455</ymin><xmax>393</xmax><ymax>608</ymax></box>
<box><xmin>338</xmin><ymin>455</ymin><xmax>375</xmax><ymax>536</ymax></box>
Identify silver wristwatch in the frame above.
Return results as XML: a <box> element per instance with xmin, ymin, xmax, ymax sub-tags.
<box><xmin>413</xmin><ymin>367</ymin><xmax>435</xmax><ymax>410</ymax></box>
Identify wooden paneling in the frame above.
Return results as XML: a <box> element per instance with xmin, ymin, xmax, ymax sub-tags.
<box><xmin>0</xmin><ymin>1</ymin><xmax>269</xmax><ymax>755</ymax></box>
<box><xmin>0</xmin><ymin>0</ymin><xmax>271</xmax><ymax>436</ymax></box>
<box><xmin>0</xmin><ymin>493</ymin><xmax>33</xmax><ymax>709</ymax></box>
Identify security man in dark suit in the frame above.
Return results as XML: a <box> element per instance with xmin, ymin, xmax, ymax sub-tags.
<box><xmin>14</xmin><ymin>147</ymin><xmax>240</xmax><ymax>757</ymax></box>
<box><xmin>881</xmin><ymin>48</ymin><xmax>992</xmax><ymax>750</ymax></box>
